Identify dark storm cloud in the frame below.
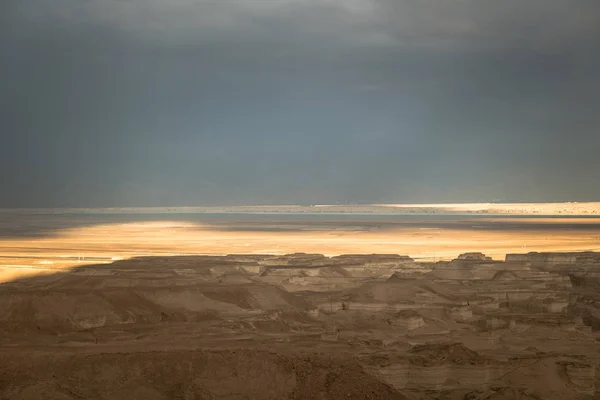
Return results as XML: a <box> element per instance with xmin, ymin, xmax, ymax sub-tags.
<box><xmin>1</xmin><ymin>0</ymin><xmax>599</xmax><ymax>207</ymax></box>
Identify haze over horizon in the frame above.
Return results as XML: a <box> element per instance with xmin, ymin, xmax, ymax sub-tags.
<box><xmin>2</xmin><ymin>0</ymin><xmax>599</xmax><ymax>208</ymax></box>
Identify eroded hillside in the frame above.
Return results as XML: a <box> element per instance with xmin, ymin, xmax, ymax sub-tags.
<box><xmin>1</xmin><ymin>252</ymin><xmax>600</xmax><ymax>399</ymax></box>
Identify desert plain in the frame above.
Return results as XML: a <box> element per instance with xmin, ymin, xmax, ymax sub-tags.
<box><xmin>1</xmin><ymin>204</ymin><xmax>600</xmax><ymax>399</ymax></box>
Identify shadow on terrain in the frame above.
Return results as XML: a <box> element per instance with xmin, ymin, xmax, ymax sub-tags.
<box><xmin>3</xmin><ymin>252</ymin><xmax>600</xmax><ymax>399</ymax></box>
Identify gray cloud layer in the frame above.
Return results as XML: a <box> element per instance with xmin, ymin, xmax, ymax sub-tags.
<box><xmin>1</xmin><ymin>0</ymin><xmax>599</xmax><ymax>207</ymax></box>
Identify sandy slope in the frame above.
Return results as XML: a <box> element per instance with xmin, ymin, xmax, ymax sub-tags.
<box><xmin>1</xmin><ymin>252</ymin><xmax>600</xmax><ymax>399</ymax></box>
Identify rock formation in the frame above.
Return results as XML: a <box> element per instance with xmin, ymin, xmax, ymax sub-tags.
<box><xmin>1</xmin><ymin>251</ymin><xmax>599</xmax><ymax>399</ymax></box>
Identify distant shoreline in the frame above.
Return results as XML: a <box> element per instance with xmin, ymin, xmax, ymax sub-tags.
<box><xmin>1</xmin><ymin>202</ymin><xmax>599</xmax><ymax>216</ymax></box>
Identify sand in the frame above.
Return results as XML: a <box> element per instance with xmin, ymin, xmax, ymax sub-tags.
<box><xmin>1</xmin><ymin>206</ymin><xmax>600</xmax><ymax>398</ymax></box>
<box><xmin>1</xmin><ymin>251</ymin><xmax>600</xmax><ymax>399</ymax></box>
<box><xmin>2</xmin><ymin>209</ymin><xmax>600</xmax><ymax>282</ymax></box>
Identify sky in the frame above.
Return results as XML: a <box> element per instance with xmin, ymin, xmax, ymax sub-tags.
<box><xmin>1</xmin><ymin>0</ymin><xmax>599</xmax><ymax>207</ymax></box>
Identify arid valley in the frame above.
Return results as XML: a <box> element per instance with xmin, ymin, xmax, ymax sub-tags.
<box><xmin>1</xmin><ymin>205</ymin><xmax>600</xmax><ymax>399</ymax></box>
<box><xmin>2</xmin><ymin>203</ymin><xmax>600</xmax><ymax>283</ymax></box>
<box><xmin>5</xmin><ymin>0</ymin><xmax>600</xmax><ymax>396</ymax></box>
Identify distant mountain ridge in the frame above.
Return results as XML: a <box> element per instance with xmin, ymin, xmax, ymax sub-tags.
<box><xmin>2</xmin><ymin>202</ymin><xmax>599</xmax><ymax>215</ymax></box>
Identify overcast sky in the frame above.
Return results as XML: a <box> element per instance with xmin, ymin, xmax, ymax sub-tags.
<box><xmin>1</xmin><ymin>0</ymin><xmax>599</xmax><ymax>207</ymax></box>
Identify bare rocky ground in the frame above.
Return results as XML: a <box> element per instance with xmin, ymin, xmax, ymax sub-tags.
<box><xmin>1</xmin><ymin>251</ymin><xmax>600</xmax><ymax>399</ymax></box>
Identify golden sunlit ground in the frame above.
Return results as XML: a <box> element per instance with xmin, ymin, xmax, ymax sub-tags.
<box><xmin>2</xmin><ymin>206</ymin><xmax>600</xmax><ymax>399</ymax></box>
<box><xmin>2</xmin><ymin>208</ymin><xmax>600</xmax><ymax>282</ymax></box>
